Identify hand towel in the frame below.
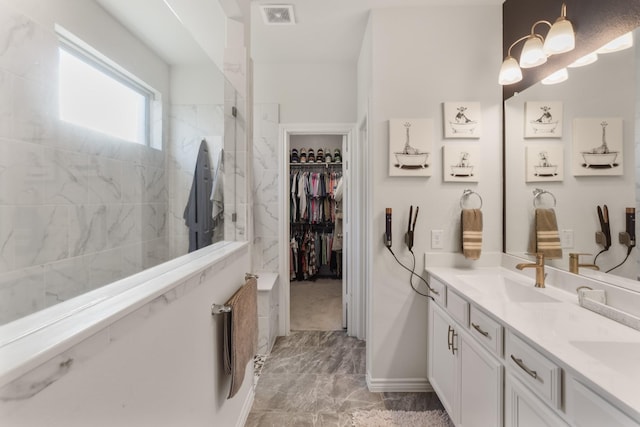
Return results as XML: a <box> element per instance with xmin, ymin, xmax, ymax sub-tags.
<box><xmin>528</xmin><ymin>208</ymin><xmax>562</xmax><ymax>259</ymax></box>
<box><xmin>461</xmin><ymin>209</ymin><xmax>483</xmax><ymax>260</ymax></box>
<box><xmin>223</xmin><ymin>277</ymin><xmax>258</xmax><ymax>399</ymax></box>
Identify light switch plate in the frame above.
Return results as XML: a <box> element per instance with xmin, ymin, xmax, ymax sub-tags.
<box><xmin>561</xmin><ymin>229</ymin><xmax>574</xmax><ymax>248</ymax></box>
<box><xmin>431</xmin><ymin>230</ymin><xmax>444</xmax><ymax>249</ymax></box>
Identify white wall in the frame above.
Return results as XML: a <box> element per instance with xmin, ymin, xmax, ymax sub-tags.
<box><xmin>505</xmin><ymin>45</ymin><xmax>637</xmax><ymax>278</ymax></box>
<box><xmin>254</xmin><ymin>62</ymin><xmax>357</xmax><ymax>123</ymax></box>
<box><xmin>364</xmin><ymin>5</ymin><xmax>503</xmax><ymax>389</ymax></box>
<box><xmin>0</xmin><ymin>245</ymin><xmax>254</xmax><ymax>427</ymax></box>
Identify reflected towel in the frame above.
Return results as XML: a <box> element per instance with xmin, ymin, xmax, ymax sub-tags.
<box><xmin>528</xmin><ymin>208</ymin><xmax>562</xmax><ymax>259</ymax></box>
<box><xmin>223</xmin><ymin>277</ymin><xmax>258</xmax><ymax>399</ymax></box>
<box><xmin>461</xmin><ymin>209</ymin><xmax>483</xmax><ymax>260</ymax></box>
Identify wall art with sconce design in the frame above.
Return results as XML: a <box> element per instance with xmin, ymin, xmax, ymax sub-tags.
<box><xmin>524</xmin><ymin>101</ymin><xmax>563</xmax><ymax>138</ymax></box>
<box><xmin>572</xmin><ymin>118</ymin><xmax>623</xmax><ymax>176</ymax></box>
<box><xmin>388</xmin><ymin>118</ymin><xmax>433</xmax><ymax>177</ymax></box>
<box><xmin>443</xmin><ymin>102</ymin><xmax>482</xmax><ymax>139</ymax></box>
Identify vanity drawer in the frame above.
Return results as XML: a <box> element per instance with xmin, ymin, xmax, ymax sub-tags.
<box><xmin>469</xmin><ymin>305</ymin><xmax>503</xmax><ymax>357</ymax></box>
<box><xmin>428</xmin><ymin>276</ymin><xmax>447</xmax><ymax>308</ymax></box>
<box><xmin>506</xmin><ymin>330</ymin><xmax>562</xmax><ymax>409</ymax></box>
<box><xmin>446</xmin><ymin>289</ymin><xmax>469</xmax><ymax>327</ymax></box>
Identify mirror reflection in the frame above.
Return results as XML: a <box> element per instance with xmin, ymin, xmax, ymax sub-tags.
<box><xmin>505</xmin><ymin>29</ymin><xmax>639</xmax><ymax>283</ymax></box>
<box><xmin>0</xmin><ymin>0</ymin><xmax>237</xmax><ymax>325</ymax></box>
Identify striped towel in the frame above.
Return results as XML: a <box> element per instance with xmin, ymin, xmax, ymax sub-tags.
<box><xmin>528</xmin><ymin>208</ymin><xmax>562</xmax><ymax>259</ymax></box>
<box><xmin>461</xmin><ymin>209</ymin><xmax>483</xmax><ymax>260</ymax></box>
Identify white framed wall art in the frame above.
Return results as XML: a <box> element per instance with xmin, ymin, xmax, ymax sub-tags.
<box><xmin>572</xmin><ymin>117</ymin><xmax>623</xmax><ymax>176</ymax></box>
<box><xmin>525</xmin><ymin>144</ymin><xmax>563</xmax><ymax>182</ymax></box>
<box><xmin>524</xmin><ymin>101</ymin><xmax>563</xmax><ymax>138</ymax></box>
<box><xmin>443</xmin><ymin>144</ymin><xmax>480</xmax><ymax>182</ymax></box>
<box><xmin>443</xmin><ymin>102</ymin><xmax>482</xmax><ymax>138</ymax></box>
<box><xmin>389</xmin><ymin>118</ymin><xmax>433</xmax><ymax>177</ymax></box>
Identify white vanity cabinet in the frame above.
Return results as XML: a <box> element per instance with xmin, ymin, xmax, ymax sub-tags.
<box><xmin>505</xmin><ymin>373</ymin><xmax>568</xmax><ymax>427</ymax></box>
<box><xmin>428</xmin><ymin>300</ymin><xmax>503</xmax><ymax>427</ymax></box>
<box><xmin>426</xmin><ymin>268</ymin><xmax>640</xmax><ymax>427</ymax></box>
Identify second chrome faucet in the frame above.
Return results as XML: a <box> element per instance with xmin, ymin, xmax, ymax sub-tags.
<box><xmin>516</xmin><ymin>253</ymin><xmax>546</xmax><ymax>288</ymax></box>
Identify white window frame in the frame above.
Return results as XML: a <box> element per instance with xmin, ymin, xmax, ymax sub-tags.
<box><xmin>55</xmin><ymin>25</ymin><xmax>156</xmax><ymax>146</ymax></box>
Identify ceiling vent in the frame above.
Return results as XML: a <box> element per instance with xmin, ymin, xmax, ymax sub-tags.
<box><xmin>260</xmin><ymin>5</ymin><xmax>296</xmax><ymax>25</ymax></box>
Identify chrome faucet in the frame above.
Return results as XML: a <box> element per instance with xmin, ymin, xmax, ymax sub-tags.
<box><xmin>516</xmin><ymin>253</ymin><xmax>546</xmax><ymax>288</ymax></box>
<box><xmin>569</xmin><ymin>253</ymin><xmax>599</xmax><ymax>274</ymax></box>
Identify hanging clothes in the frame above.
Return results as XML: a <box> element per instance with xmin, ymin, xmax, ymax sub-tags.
<box><xmin>184</xmin><ymin>139</ymin><xmax>213</xmax><ymax>252</ymax></box>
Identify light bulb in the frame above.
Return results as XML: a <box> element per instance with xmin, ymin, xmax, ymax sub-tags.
<box><xmin>597</xmin><ymin>32</ymin><xmax>633</xmax><ymax>54</ymax></box>
<box><xmin>541</xmin><ymin>68</ymin><xmax>569</xmax><ymax>85</ymax></box>
<box><xmin>568</xmin><ymin>52</ymin><xmax>598</xmax><ymax>68</ymax></box>
<box><xmin>520</xmin><ymin>36</ymin><xmax>547</xmax><ymax>68</ymax></box>
<box><xmin>499</xmin><ymin>56</ymin><xmax>523</xmax><ymax>85</ymax></box>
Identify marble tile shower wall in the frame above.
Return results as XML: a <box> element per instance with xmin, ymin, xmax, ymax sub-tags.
<box><xmin>252</xmin><ymin>103</ymin><xmax>280</xmax><ymax>273</ymax></box>
<box><xmin>0</xmin><ymin>4</ymin><xmax>169</xmax><ymax>324</ymax></box>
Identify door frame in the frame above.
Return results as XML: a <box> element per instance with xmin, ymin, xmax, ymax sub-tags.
<box><xmin>278</xmin><ymin>123</ymin><xmax>359</xmax><ymax>336</ymax></box>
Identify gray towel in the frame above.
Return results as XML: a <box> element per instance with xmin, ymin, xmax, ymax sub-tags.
<box><xmin>223</xmin><ymin>277</ymin><xmax>258</xmax><ymax>399</ymax></box>
<box><xmin>528</xmin><ymin>208</ymin><xmax>562</xmax><ymax>259</ymax></box>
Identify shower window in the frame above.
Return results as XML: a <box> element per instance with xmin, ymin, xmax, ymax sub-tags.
<box><xmin>57</xmin><ymin>31</ymin><xmax>153</xmax><ymax>146</ymax></box>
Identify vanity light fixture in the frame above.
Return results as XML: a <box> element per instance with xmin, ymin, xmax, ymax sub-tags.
<box><xmin>597</xmin><ymin>31</ymin><xmax>634</xmax><ymax>54</ymax></box>
<box><xmin>499</xmin><ymin>3</ymin><xmax>575</xmax><ymax>85</ymax></box>
<box><xmin>541</xmin><ymin>67</ymin><xmax>569</xmax><ymax>85</ymax></box>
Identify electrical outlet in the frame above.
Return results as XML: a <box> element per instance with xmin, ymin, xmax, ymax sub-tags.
<box><xmin>561</xmin><ymin>229</ymin><xmax>574</xmax><ymax>248</ymax></box>
<box><xmin>431</xmin><ymin>230</ymin><xmax>444</xmax><ymax>249</ymax></box>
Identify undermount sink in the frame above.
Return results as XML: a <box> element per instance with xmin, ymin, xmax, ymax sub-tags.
<box><xmin>457</xmin><ymin>274</ymin><xmax>561</xmax><ymax>303</ymax></box>
<box><xmin>570</xmin><ymin>341</ymin><xmax>640</xmax><ymax>375</ymax></box>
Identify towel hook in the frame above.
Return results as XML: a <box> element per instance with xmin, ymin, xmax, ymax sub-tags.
<box><xmin>532</xmin><ymin>188</ymin><xmax>557</xmax><ymax>208</ymax></box>
<box><xmin>460</xmin><ymin>189</ymin><xmax>483</xmax><ymax>209</ymax></box>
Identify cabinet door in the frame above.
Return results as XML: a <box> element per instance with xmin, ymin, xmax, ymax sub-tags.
<box><xmin>505</xmin><ymin>374</ymin><xmax>568</xmax><ymax>427</ymax></box>
<box><xmin>459</xmin><ymin>331</ymin><xmax>503</xmax><ymax>427</ymax></box>
<box><xmin>428</xmin><ymin>302</ymin><xmax>458</xmax><ymax>421</ymax></box>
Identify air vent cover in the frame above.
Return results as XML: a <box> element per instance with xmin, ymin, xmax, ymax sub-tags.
<box><xmin>260</xmin><ymin>5</ymin><xmax>296</xmax><ymax>25</ymax></box>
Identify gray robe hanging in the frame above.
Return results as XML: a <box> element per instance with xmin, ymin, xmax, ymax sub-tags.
<box><xmin>184</xmin><ymin>140</ymin><xmax>214</xmax><ymax>252</ymax></box>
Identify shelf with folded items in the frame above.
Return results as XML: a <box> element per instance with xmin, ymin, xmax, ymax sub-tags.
<box><xmin>290</xmin><ymin>162</ymin><xmax>342</xmax><ymax>168</ymax></box>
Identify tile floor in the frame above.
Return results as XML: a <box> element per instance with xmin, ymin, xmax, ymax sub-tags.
<box><xmin>246</xmin><ymin>331</ymin><xmax>445</xmax><ymax>427</ymax></box>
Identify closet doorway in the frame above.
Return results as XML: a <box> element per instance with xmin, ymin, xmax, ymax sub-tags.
<box><xmin>279</xmin><ymin>124</ymin><xmax>360</xmax><ymax>337</ymax></box>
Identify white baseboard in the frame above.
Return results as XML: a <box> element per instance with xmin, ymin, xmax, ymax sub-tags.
<box><xmin>236</xmin><ymin>387</ymin><xmax>255</xmax><ymax>427</ymax></box>
<box><xmin>366</xmin><ymin>372</ymin><xmax>434</xmax><ymax>393</ymax></box>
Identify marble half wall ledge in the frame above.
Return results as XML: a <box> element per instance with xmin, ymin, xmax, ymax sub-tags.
<box><xmin>0</xmin><ymin>241</ymin><xmax>248</xmax><ymax>391</ymax></box>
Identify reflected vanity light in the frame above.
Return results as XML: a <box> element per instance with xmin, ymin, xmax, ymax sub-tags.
<box><xmin>568</xmin><ymin>52</ymin><xmax>598</xmax><ymax>68</ymax></box>
<box><xmin>541</xmin><ymin>67</ymin><xmax>569</xmax><ymax>85</ymax></box>
<box><xmin>499</xmin><ymin>2</ymin><xmax>575</xmax><ymax>85</ymax></box>
<box><xmin>597</xmin><ymin>31</ymin><xmax>634</xmax><ymax>54</ymax></box>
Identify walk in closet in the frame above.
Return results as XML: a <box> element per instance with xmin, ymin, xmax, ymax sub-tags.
<box><xmin>289</xmin><ymin>134</ymin><xmax>345</xmax><ymax>331</ymax></box>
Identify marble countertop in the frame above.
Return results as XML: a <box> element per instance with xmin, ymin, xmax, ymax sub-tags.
<box><xmin>426</xmin><ymin>265</ymin><xmax>640</xmax><ymax>421</ymax></box>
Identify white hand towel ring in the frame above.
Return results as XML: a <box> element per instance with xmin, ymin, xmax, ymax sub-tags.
<box><xmin>460</xmin><ymin>189</ymin><xmax>483</xmax><ymax>209</ymax></box>
<box><xmin>532</xmin><ymin>188</ymin><xmax>557</xmax><ymax>208</ymax></box>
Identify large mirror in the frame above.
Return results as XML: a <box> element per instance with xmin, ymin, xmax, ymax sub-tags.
<box><xmin>505</xmin><ymin>28</ymin><xmax>639</xmax><ymax>287</ymax></box>
<box><xmin>0</xmin><ymin>0</ymin><xmax>240</xmax><ymax>327</ymax></box>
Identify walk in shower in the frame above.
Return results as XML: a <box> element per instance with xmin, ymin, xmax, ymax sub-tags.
<box><xmin>0</xmin><ymin>0</ymin><xmax>245</xmax><ymax>326</ymax></box>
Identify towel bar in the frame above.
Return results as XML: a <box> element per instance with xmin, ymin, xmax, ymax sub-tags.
<box><xmin>460</xmin><ymin>189</ymin><xmax>483</xmax><ymax>209</ymax></box>
<box><xmin>211</xmin><ymin>303</ymin><xmax>232</xmax><ymax>315</ymax></box>
<box><xmin>532</xmin><ymin>188</ymin><xmax>556</xmax><ymax>208</ymax></box>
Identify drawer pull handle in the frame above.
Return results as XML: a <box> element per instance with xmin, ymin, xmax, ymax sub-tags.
<box><xmin>447</xmin><ymin>326</ymin><xmax>453</xmax><ymax>350</ymax></box>
<box><xmin>510</xmin><ymin>355</ymin><xmax>538</xmax><ymax>379</ymax></box>
<box><xmin>472</xmin><ymin>322</ymin><xmax>490</xmax><ymax>338</ymax></box>
<box><xmin>431</xmin><ymin>288</ymin><xmax>440</xmax><ymax>296</ymax></box>
<box><xmin>451</xmin><ymin>330</ymin><xmax>458</xmax><ymax>355</ymax></box>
